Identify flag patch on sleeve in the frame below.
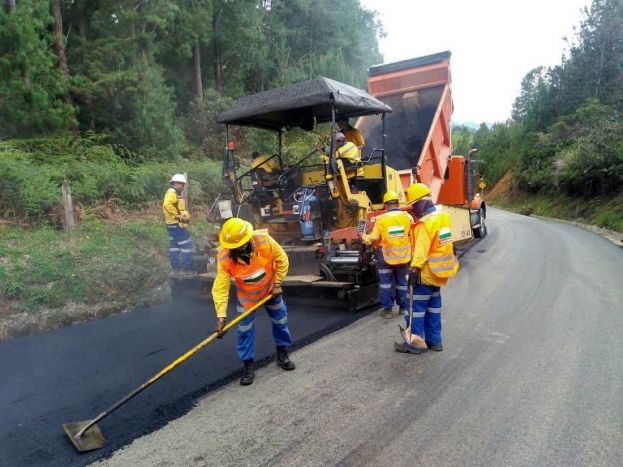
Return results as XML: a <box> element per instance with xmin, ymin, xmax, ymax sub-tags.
<box><xmin>388</xmin><ymin>226</ymin><xmax>406</xmax><ymax>238</ymax></box>
<box><xmin>438</xmin><ymin>228</ymin><xmax>452</xmax><ymax>245</ymax></box>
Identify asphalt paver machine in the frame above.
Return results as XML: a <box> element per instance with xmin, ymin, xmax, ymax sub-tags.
<box><xmin>199</xmin><ymin>77</ymin><xmax>396</xmax><ymax>311</ymax></box>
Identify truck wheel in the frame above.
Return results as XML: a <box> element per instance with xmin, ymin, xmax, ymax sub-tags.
<box><xmin>473</xmin><ymin>208</ymin><xmax>487</xmax><ymax>238</ymax></box>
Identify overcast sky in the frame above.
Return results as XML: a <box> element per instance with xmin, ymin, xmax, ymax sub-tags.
<box><xmin>360</xmin><ymin>0</ymin><xmax>592</xmax><ymax>124</ymax></box>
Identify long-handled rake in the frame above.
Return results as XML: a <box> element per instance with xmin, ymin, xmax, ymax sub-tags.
<box><xmin>63</xmin><ymin>295</ymin><xmax>271</xmax><ymax>452</ymax></box>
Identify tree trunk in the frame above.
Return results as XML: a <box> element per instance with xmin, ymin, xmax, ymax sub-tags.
<box><xmin>77</xmin><ymin>0</ymin><xmax>88</xmax><ymax>39</ymax></box>
<box><xmin>193</xmin><ymin>39</ymin><xmax>204</xmax><ymax>101</ymax></box>
<box><xmin>5</xmin><ymin>0</ymin><xmax>15</xmax><ymax>13</ymax></box>
<box><xmin>76</xmin><ymin>0</ymin><xmax>94</xmax><ymax>129</ymax></box>
<box><xmin>51</xmin><ymin>0</ymin><xmax>73</xmax><ymax>105</ymax></box>
<box><xmin>213</xmin><ymin>6</ymin><xmax>223</xmax><ymax>93</ymax></box>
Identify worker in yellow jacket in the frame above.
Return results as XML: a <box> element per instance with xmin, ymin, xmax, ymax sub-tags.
<box><xmin>212</xmin><ymin>217</ymin><xmax>295</xmax><ymax>386</ymax></box>
<box><xmin>251</xmin><ymin>151</ymin><xmax>280</xmax><ymax>174</ymax></box>
<box><xmin>395</xmin><ymin>183</ymin><xmax>459</xmax><ymax>354</ymax></box>
<box><xmin>317</xmin><ymin>132</ymin><xmax>361</xmax><ymax>166</ymax></box>
<box><xmin>362</xmin><ymin>191</ymin><xmax>413</xmax><ymax>318</ymax></box>
<box><xmin>337</xmin><ymin>119</ymin><xmax>365</xmax><ymax>151</ymax></box>
<box><xmin>162</xmin><ymin>174</ymin><xmax>193</xmax><ymax>276</ymax></box>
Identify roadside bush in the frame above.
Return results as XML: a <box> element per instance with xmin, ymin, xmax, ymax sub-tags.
<box><xmin>0</xmin><ymin>137</ymin><xmax>225</xmax><ymax>224</ymax></box>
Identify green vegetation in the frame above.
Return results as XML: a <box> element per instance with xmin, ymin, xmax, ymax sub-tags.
<box><xmin>0</xmin><ymin>137</ymin><xmax>224</xmax><ymax>224</ymax></box>
<box><xmin>0</xmin><ymin>0</ymin><xmax>383</xmax><ymax>156</ymax></box>
<box><xmin>453</xmin><ymin>0</ymin><xmax>622</xmax><ymax>230</ymax></box>
<box><xmin>0</xmin><ymin>213</ymin><xmax>216</xmax><ymax>334</ymax></box>
<box><xmin>489</xmin><ymin>190</ymin><xmax>623</xmax><ymax>234</ymax></box>
<box><xmin>454</xmin><ymin>0</ymin><xmax>623</xmax><ymax>193</ymax></box>
<box><xmin>0</xmin><ymin>1</ymin><xmax>383</xmax><ymax>335</ymax></box>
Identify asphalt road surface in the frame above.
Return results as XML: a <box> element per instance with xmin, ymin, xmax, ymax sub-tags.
<box><xmin>95</xmin><ymin>208</ymin><xmax>623</xmax><ymax>467</ymax></box>
<box><xmin>0</xmin><ymin>291</ymin><xmax>367</xmax><ymax>466</ymax></box>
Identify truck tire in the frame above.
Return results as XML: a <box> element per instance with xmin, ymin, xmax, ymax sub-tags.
<box><xmin>473</xmin><ymin>207</ymin><xmax>487</xmax><ymax>238</ymax></box>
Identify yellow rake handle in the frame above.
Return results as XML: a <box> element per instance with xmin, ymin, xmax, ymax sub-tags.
<box><xmin>76</xmin><ymin>294</ymin><xmax>272</xmax><ymax>438</ymax></box>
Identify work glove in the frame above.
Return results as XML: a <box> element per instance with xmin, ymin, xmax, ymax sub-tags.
<box><xmin>271</xmin><ymin>284</ymin><xmax>283</xmax><ymax>299</ymax></box>
<box><xmin>409</xmin><ymin>267</ymin><xmax>420</xmax><ymax>286</ymax></box>
<box><xmin>214</xmin><ymin>317</ymin><xmax>227</xmax><ymax>338</ymax></box>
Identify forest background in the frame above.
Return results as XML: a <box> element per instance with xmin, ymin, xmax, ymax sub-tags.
<box><xmin>0</xmin><ymin>0</ymin><xmax>621</xmax><ymax>337</ymax></box>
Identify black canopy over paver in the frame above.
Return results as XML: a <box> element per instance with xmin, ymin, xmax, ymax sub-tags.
<box><xmin>217</xmin><ymin>77</ymin><xmax>392</xmax><ymax>130</ymax></box>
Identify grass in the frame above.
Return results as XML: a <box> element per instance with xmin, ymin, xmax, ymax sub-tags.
<box><xmin>0</xmin><ymin>207</ymin><xmax>216</xmax><ymax>324</ymax></box>
<box><xmin>487</xmin><ymin>187</ymin><xmax>623</xmax><ymax>233</ymax></box>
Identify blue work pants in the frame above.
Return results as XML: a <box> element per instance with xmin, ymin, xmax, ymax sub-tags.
<box><xmin>406</xmin><ymin>283</ymin><xmax>442</xmax><ymax>346</ymax></box>
<box><xmin>236</xmin><ymin>295</ymin><xmax>293</xmax><ymax>362</ymax></box>
<box><xmin>166</xmin><ymin>224</ymin><xmax>192</xmax><ymax>269</ymax></box>
<box><xmin>376</xmin><ymin>250</ymin><xmax>409</xmax><ymax>310</ymax></box>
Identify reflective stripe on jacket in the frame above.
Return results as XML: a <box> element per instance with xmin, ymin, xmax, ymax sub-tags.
<box><xmin>212</xmin><ymin>231</ymin><xmax>289</xmax><ymax>318</ymax></box>
<box><xmin>162</xmin><ymin>188</ymin><xmax>190</xmax><ymax>227</ymax></box>
<box><xmin>365</xmin><ymin>209</ymin><xmax>413</xmax><ymax>265</ymax></box>
<box><xmin>336</xmin><ymin>141</ymin><xmax>361</xmax><ymax>163</ymax></box>
<box><xmin>410</xmin><ymin>209</ymin><xmax>459</xmax><ymax>286</ymax></box>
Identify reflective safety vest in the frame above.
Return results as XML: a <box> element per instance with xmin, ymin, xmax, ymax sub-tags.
<box><xmin>216</xmin><ymin>232</ymin><xmax>275</xmax><ymax>309</ymax></box>
<box><xmin>419</xmin><ymin>211</ymin><xmax>459</xmax><ymax>279</ymax></box>
<box><xmin>375</xmin><ymin>209</ymin><xmax>413</xmax><ymax>265</ymax></box>
<box><xmin>335</xmin><ymin>141</ymin><xmax>361</xmax><ymax>164</ymax></box>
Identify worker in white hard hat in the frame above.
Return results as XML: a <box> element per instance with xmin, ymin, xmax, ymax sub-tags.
<box><xmin>162</xmin><ymin>174</ymin><xmax>193</xmax><ymax>276</ymax></box>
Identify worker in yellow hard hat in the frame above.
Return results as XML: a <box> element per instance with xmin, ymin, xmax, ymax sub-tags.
<box><xmin>362</xmin><ymin>190</ymin><xmax>413</xmax><ymax>318</ymax></box>
<box><xmin>395</xmin><ymin>183</ymin><xmax>459</xmax><ymax>354</ymax></box>
<box><xmin>251</xmin><ymin>151</ymin><xmax>280</xmax><ymax>174</ymax></box>
<box><xmin>337</xmin><ymin>119</ymin><xmax>365</xmax><ymax>151</ymax></box>
<box><xmin>212</xmin><ymin>217</ymin><xmax>295</xmax><ymax>385</ymax></box>
<box><xmin>162</xmin><ymin>174</ymin><xmax>193</xmax><ymax>276</ymax></box>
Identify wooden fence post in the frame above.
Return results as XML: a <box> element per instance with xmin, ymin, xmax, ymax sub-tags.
<box><xmin>62</xmin><ymin>180</ymin><xmax>76</xmax><ymax>231</ymax></box>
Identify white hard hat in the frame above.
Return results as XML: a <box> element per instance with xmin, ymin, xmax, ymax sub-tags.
<box><xmin>170</xmin><ymin>173</ymin><xmax>187</xmax><ymax>184</ymax></box>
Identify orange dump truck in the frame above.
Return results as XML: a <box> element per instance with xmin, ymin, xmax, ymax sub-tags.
<box><xmin>360</xmin><ymin>50</ymin><xmax>487</xmax><ymax>241</ymax></box>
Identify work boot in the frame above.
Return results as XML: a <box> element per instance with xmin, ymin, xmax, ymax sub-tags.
<box><xmin>394</xmin><ymin>341</ymin><xmax>428</xmax><ymax>354</ymax></box>
<box><xmin>240</xmin><ymin>360</ymin><xmax>255</xmax><ymax>385</ymax></box>
<box><xmin>426</xmin><ymin>342</ymin><xmax>443</xmax><ymax>351</ymax></box>
<box><xmin>398</xmin><ymin>308</ymin><xmax>407</xmax><ymax>317</ymax></box>
<box><xmin>276</xmin><ymin>347</ymin><xmax>296</xmax><ymax>371</ymax></box>
<box><xmin>379</xmin><ymin>308</ymin><xmax>393</xmax><ymax>319</ymax></box>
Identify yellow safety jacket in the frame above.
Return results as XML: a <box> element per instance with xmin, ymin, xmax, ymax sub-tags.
<box><xmin>343</xmin><ymin>127</ymin><xmax>365</xmax><ymax>149</ymax></box>
<box><xmin>212</xmin><ymin>231</ymin><xmax>289</xmax><ymax>318</ymax></box>
<box><xmin>162</xmin><ymin>188</ymin><xmax>190</xmax><ymax>228</ymax></box>
<box><xmin>251</xmin><ymin>154</ymin><xmax>280</xmax><ymax>174</ymax></box>
<box><xmin>411</xmin><ymin>209</ymin><xmax>459</xmax><ymax>287</ymax></box>
<box><xmin>363</xmin><ymin>209</ymin><xmax>413</xmax><ymax>265</ymax></box>
<box><xmin>321</xmin><ymin>141</ymin><xmax>361</xmax><ymax>164</ymax></box>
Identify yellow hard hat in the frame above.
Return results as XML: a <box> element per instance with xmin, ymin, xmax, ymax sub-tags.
<box><xmin>382</xmin><ymin>190</ymin><xmax>400</xmax><ymax>203</ymax></box>
<box><xmin>219</xmin><ymin>217</ymin><xmax>254</xmax><ymax>249</ymax></box>
<box><xmin>405</xmin><ymin>183</ymin><xmax>431</xmax><ymax>204</ymax></box>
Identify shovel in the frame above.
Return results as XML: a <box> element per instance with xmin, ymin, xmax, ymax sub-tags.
<box><xmin>398</xmin><ymin>280</ymin><xmax>427</xmax><ymax>349</ymax></box>
<box><xmin>63</xmin><ymin>294</ymin><xmax>271</xmax><ymax>452</ymax></box>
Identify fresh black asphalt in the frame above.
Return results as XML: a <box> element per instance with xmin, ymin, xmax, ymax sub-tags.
<box><xmin>0</xmin><ymin>295</ymin><xmax>369</xmax><ymax>466</ymax></box>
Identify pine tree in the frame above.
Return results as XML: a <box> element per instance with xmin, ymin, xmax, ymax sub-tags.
<box><xmin>0</xmin><ymin>0</ymin><xmax>76</xmax><ymax>137</ymax></box>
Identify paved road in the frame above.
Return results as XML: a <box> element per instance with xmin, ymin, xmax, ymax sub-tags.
<box><xmin>98</xmin><ymin>208</ymin><xmax>623</xmax><ymax>467</ymax></box>
<box><xmin>0</xmin><ymin>293</ymin><xmax>367</xmax><ymax>466</ymax></box>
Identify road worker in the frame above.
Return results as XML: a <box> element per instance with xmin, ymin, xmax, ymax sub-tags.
<box><xmin>337</xmin><ymin>119</ymin><xmax>365</xmax><ymax>151</ymax></box>
<box><xmin>251</xmin><ymin>151</ymin><xmax>280</xmax><ymax>174</ymax></box>
<box><xmin>317</xmin><ymin>132</ymin><xmax>361</xmax><ymax>167</ymax></box>
<box><xmin>162</xmin><ymin>174</ymin><xmax>193</xmax><ymax>276</ymax></box>
<box><xmin>362</xmin><ymin>191</ymin><xmax>413</xmax><ymax>318</ymax></box>
<box><xmin>395</xmin><ymin>183</ymin><xmax>459</xmax><ymax>354</ymax></box>
<box><xmin>212</xmin><ymin>217</ymin><xmax>295</xmax><ymax>385</ymax></box>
